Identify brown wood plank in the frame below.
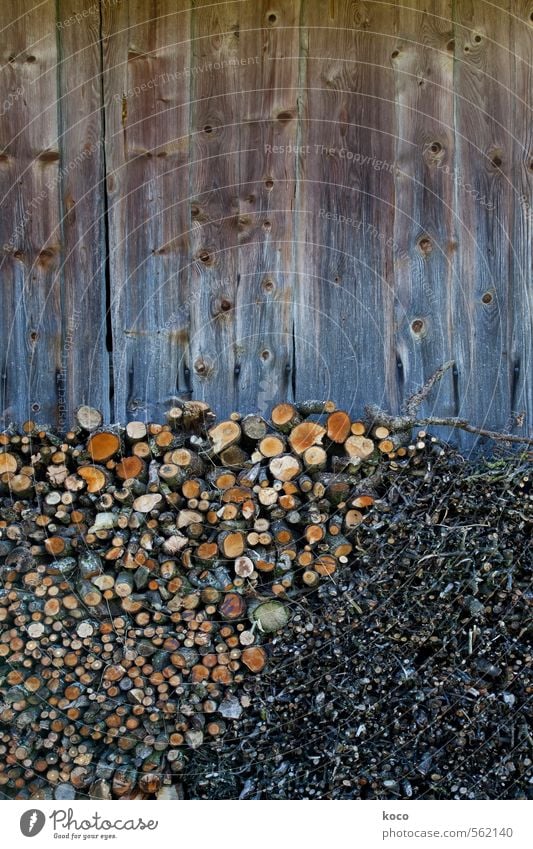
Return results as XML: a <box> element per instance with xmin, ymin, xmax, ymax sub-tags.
<box><xmin>391</xmin><ymin>2</ymin><xmax>456</xmax><ymax>434</ymax></box>
<box><xmin>0</xmin><ymin>0</ymin><xmax>62</xmax><ymax>426</ymax></box>
<box><xmin>452</xmin><ymin>1</ymin><xmax>514</xmax><ymax>446</ymax></box>
<box><xmin>295</xmin><ymin>0</ymin><xmax>398</xmax><ymax>420</ymax></box>
<box><xmin>188</xmin><ymin>0</ymin><xmax>244</xmax><ymax>417</ymax></box>
<box><xmin>235</xmin><ymin>2</ymin><xmax>301</xmax><ymax>414</ymax></box>
<box><xmin>57</xmin><ymin>0</ymin><xmax>110</xmax><ymax>426</ymax></box>
<box><xmin>102</xmin><ymin>0</ymin><xmax>191</xmax><ymax>422</ymax></box>
<box><xmin>509</xmin><ymin>3</ymin><xmax>533</xmax><ymax>442</ymax></box>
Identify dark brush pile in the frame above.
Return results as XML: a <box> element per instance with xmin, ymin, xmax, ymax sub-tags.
<box><xmin>185</xmin><ymin>450</ymin><xmax>532</xmax><ymax>800</ymax></box>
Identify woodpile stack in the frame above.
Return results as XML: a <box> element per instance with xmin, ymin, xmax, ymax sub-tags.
<box><xmin>0</xmin><ymin>399</ymin><xmax>447</xmax><ymax>799</ymax></box>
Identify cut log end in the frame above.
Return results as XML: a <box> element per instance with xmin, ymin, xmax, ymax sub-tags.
<box><xmin>87</xmin><ymin>431</ymin><xmax>121</xmax><ymax>462</ymax></box>
<box><xmin>75</xmin><ymin>405</ymin><xmax>103</xmax><ymax>432</ymax></box>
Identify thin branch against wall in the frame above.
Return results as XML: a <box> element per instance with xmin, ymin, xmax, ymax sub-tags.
<box><xmin>367</xmin><ymin>363</ymin><xmax>533</xmax><ymax>446</ymax></box>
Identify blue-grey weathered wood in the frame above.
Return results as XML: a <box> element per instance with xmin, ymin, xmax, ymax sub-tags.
<box><xmin>0</xmin><ymin>0</ymin><xmax>63</xmax><ymax>426</ymax></box>
<box><xmin>233</xmin><ymin>1</ymin><xmax>301</xmax><ymax>415</ymax></box>
<box><xmin>392</xmin><ymin>1</ymin><xmax>456</xmax><ymax>442</ymax></box>
<box><xmin>187</xmin><ymin>0</ymin><xmax>242</xmax><ymax>417</ymax></box>
<box><xmin>102</xmin><ymin>0</ymin><xmax>191</xmax><ymax>422</ymax></box>
<box><xmin>57</xmin><ymin>0</ymin><xmax>110</xmax><ymax>426</ymax></box>
<box><xmin>509</xmin><ymin>3</ymin><xmax>533</xmax><ymax>443</ymax></box>
<box><xmin>294</xmin><ymin>0</ymin><xmax>398</xmax><ymax>419</ymax></box>
<box><xmin>452</xmin><ymin>1</ymin><xmax>514</xmax><ymax>450</ymax></box>
<box><xmin>0</xmin><ymin>0</ymin><xmax>531</xmax><ymax>444</ymax></box>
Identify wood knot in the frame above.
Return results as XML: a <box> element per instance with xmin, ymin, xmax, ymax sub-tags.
<box><xmin>267</xmin><ymin>12</ymin><xmax>277</xmax><ymax>24</ymax></box>
<box><xmin>203</xmin><ymin>125</ymin><xmax>213</xmax><ymax>134</ymax></box>
<box><xmin>237</xmin><ymin>216</ymin><xmax>252</xmax><ymax>232</ymax></box>
<box><xmin>263</xmin><ymin>220</ymin><xmax>272</xmax><ymax>231</ymax></box>
<box><xmin>262</xmin><ymin>278</ymin><xmax>275</xmax><ymax>293</ymax></box>
<box><xmin>264</xmin><ymin>179</ymin><xmax>274</xmax><ymax>190</ymax></box>
<box><xmin>411</xmin><ymin>318</ymin><xmax>425</xmax><ymax>335</ymax></box>
<box><xmin>194</xmin><ymin>358</ymin><xmax>212</xmax><ymax>376</ymax></box>
<box><xmin>38</xmin><ymin>151</ymin><xmax>60</xmax><ymax>164</ymax></box>
<box><xmin>276</xmin><ymin>111</ymin><xmax>293</xmax><ymax>125</ymax></box>
<box><xmin>197</xmin><ymin>249</ymin><xmax>212</xmax><ymax>265</ymax></box>
<box><xmin>424</xmin><ymin>141</ymin><xmax>444</xmax><ymax>165</ymax></box>
<box><xmin>37</xmin><ymin>247</ymin><xmax>59</xmax><ymax>268</ymax></box>
<box><xmin>481</xmin><ymin>291</ymin><xmax>494</xmax><ymax>305</ymax></box>
<box><xmin>220</xmin><ymin>299</ymin><xmax>232</xmax><ymax>312</ymax></box>
<box><xmin>417</xmin><ymin>236</ymin><xmax>433</xmax><ymax>256</ymax></box>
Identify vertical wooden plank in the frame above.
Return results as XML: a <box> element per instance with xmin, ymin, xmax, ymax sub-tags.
<box><xmin>295</xmin><ymin>0</ymin><xmax>398</xmax><ymax>419</ymax></box>
<box><xmin>103</xmin><ymin>0</ymin><xmax>191</xmax><ymax>422</ymax></box>
<box><xmin>510</xmin><ymin>2</ymin><xmax>533</xmax><ymax>441</ymax></box>
<box><xmin>452</xmin><ymin>1</ymin><xmax>513</xmax><ymax>444</ymax></box>
<box><xmin>57</xmin><ymin>0</ymin><xmax>109</xmax><ymax>426</ymax></box>
<box><xmin>392</xmin><ymin>2</ymin><xmax>456</xmax><ymax>432</ymax></box>
<box><xmin>0</xmin><ymin>0</ymin><xmax>62</xmax><ymax>425</ymax></box>
<box><xmin>235</xmin><ymin>2</ymin><xmax>301</xmax><ymax>414</ymax></box>
<box><xmin>188</xmin><ymin>0</ymin><xmax>242</xmax><ymax>416</ymax></box>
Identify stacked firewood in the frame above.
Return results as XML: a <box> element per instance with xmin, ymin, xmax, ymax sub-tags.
<box><xmin>0</xmin><ymin>399</ymin><xmax>439</xmax><ymax>799</ymax></box>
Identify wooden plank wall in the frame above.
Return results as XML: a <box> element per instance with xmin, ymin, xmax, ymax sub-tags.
<box><xmin>0</xmin><ymin>0</ymin><xmax>531</xmax><ymax>446</ymax></box>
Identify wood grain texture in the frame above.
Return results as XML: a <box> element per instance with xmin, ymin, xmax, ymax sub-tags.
<box><xmin>0</xmin><ymin>0</ymin><xmax>62</xmax><ymax>425</ymax></box>
<box><xmin>0</xmin><ymin>1</ymin><xmax>530</xmax><ymax>443</ymax></box>
<box><xmin>57</xmin><ymin>0</ymin><xmax>110</xmax><ymax>424</ymax></box>
<box><xmin>392</xmin><ymin>1</ymin><xmax>456</xmax><ymax>431</ymax></box>
<box><xmin>187</xmin><ymin>0</ymin><xmax>242</xmax><ymax>416</ymax></box>
<box><xmin>452</xmin><ymin>1</ymin><xmax>514</xmax><ymax>445</ymax></box>
<box><xmin>102</xmin><ymin>0</ymin><xmax>191</xmax><ymax>422</ymax></box>
<box><xmin>509</xmin><ymin>2</ymin><xmax>533</xmax><ymax>442</ymax></box>
<box><xmin>295</xmin><ymin>0</ymin><xmax>398</xmax><ymax>419</ymax></box>
<box><xmin>234</xmin><ymin>1</ymin><xmax>301</xmax><ymax>414</ymax></box>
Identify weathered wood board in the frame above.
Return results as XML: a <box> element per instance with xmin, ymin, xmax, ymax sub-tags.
<box><xmin>452</xmin><ymin>1</ymin><xmax>514</xmax><ymax>445</ymax></box>
<box><xmin>391</xmin><ymin>1</ymin><xmax>456</xmax><ymax>430</ymax></box>
<box><xmin>509</xmin><ymin>1</ymin><xmax>533</xmax><ymax>443</ymax></box>
<box><xmin>57</xmin><ymin>0</ymin><xmax>110</xmax><ymax>423</ymax></box>
<box><xmin>102</xmin><ymin>0</ymin><xmax>192</xmax><ymax>422</ymax></box>
<box><xmin>295</xmin><ymin>0</ymin><xmax>398</xmax><ymax>419</ymax></box>
<box><xmin>0</xmin><ymin>0</ymin><xmax>63</xmax><ymax>426</ymax></box>
<box><xmin>233</xmin><ymin>1</ymin><xmax>301</xmax><ymax>414</ymax></box>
